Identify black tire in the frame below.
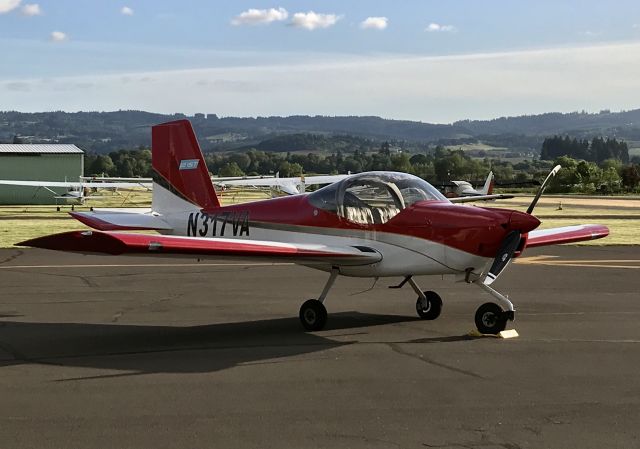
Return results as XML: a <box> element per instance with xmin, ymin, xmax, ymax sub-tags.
<box><xmin>416</xmin><ymin>291</ymin><xmax>443</xmax><ymax>320</ymax></box>
<box><xmin>299</xmin><ymin>299</ymin><xmax>328</xmax><ymax>331</ymax></box>
<box><xmin>474</xmin><ymin>302</ymin><xmax>507</xmax><ymax>334</ymax></box>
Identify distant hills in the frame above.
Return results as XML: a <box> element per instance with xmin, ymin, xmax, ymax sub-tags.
<box><xmin>1</xmin><ymin>109</ymin><xmax>639</xmax><ymax>154</ymax></box>
<box><xmin>454</xmin><ymin>109</ymin><xmax>640</xmax><ymax>136</ymax></box>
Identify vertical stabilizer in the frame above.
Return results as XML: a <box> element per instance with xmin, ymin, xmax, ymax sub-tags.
<box><xmin>481</xmin><ymin>171</ymin><xmax>494</xmax><ymax>195</ymax></box>
<box><xmin>151</xmin><ymin>120</ymin><xmax>220</xmax><ymax>213</ymax></box>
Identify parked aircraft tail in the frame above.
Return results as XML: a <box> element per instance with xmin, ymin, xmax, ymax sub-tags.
<box><xmin>65</xmin><ymin>120</ymin><xmax>217</xmax><ymax>231</ymax></box>
<box><xmin>151</xmin><ymin>119</ymin><xmax>220</xmax><ymax>213</ymax></box>
<box><xmin>480</xmin><ymin>171</ymin><xmax>494</xmax><ymax>195</ymax></box>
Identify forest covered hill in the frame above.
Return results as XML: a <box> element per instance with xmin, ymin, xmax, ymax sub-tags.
<box><xmin>1</xmin><ymin>109</ymin><xmax>639</xmax><ymax>154</ymax></box>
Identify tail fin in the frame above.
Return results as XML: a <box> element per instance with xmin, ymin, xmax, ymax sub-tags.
<box><xmin>151</xmin><ymin>120</ymin><xmax>220</xmax><ymax>213</ymax></box>
<box><xmin>480</xmin><ymin>171</ymin><xmax>494</xmax><ymax>195</ymax></box>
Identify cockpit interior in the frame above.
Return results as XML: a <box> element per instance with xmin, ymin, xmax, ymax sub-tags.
<box><xmin>308</xmin><ymin>172</ymin><xmax>448</xmax><ymax>225</ymax></box>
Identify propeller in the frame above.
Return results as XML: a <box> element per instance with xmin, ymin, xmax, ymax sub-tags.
<box><xmin>484</xmin><ymin>230</ymin><xmax>521</xmax><ymax>285</ymax></box>
<box><xmin>483</xmin><ymin>165</ymin><xmax>561</xmax><ymax>285</ymax></box>
<box><xmin>526</xmin><ymin>164</ymin><xmax>561</xmax><ymax>215</ymax></box>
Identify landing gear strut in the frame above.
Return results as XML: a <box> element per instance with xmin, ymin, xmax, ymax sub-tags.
<box><xmin>408</xmin><ymin>278</ymin><xmax>442</xmax><ymax>320</ymax></box>
<box><xmin>390</xmin><ymin>276</ymin><xmax>443</xmax><ymax>320</ymax></box>
<box><xmin>299</xmin><ymin>267</ymin><xmax>339</xmax><ymax>331</ymax></box>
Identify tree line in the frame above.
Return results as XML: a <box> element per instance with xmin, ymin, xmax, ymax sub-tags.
<box><xmin>83</xmin><ymin>139</ymin><xmax>640</xmax><ymax>194</ymax></box>
<box><xmin>541</xmin><ymin>135</ymin><xmax>629</xmax><ymax>163</ymax></box>
<box><xmin>84</xmin><ymin>144</ymin><xmax>522</xmax><ymax>182</ymax></box>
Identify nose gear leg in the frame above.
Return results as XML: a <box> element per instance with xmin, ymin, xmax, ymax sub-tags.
<box><xmin>475</xmin><ymin>281</ymin><xmax>515</xmax><ymax>314</ymax></box>
<box><xmin>472</xmin><ymin>281</ymin><xmax>515</xmax><ymax>334</ymax></box>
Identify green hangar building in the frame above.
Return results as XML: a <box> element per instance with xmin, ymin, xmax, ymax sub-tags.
<box><xmin>0</xmin><ymin>144</ymin><xmax>84</xmax><ymax>205</ymax></box>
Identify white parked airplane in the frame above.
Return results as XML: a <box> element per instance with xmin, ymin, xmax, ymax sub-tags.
<box><xmin>217</xmin><ymin>174</ymin><xmax>350</xmax><ymax>195</ymax></box>
<box><xmin>0</xmin><ymin>178</ymin><xmax>152</xmax><ymax>204</ymax></box>
<box><xmin>437</xmin><ymin>171</ymin><xmax>515</xmax><ymax>203</ymax></box>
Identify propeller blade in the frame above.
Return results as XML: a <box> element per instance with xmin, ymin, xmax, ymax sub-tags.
<box><xmin>484</xmin><ymin>230</ymin><xmax>521</xmax><ymax>285</ymax></box>
<box><xmin>526</xmin><ymin>165</ymin><xmax>561</xmax><ymax>215</ymax></box>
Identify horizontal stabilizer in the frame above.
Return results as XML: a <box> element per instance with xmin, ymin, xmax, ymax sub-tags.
<box><xmin>69</xmin><ymin>211</ymin><xmax>173</xmax><ymax>231</ymax></box>
<box><xmin>18</xmin><ymin>231</ymin><xmax>382</xmax><ymax>266</ymax></box>
<box><xmin>525</xmin><ymin>224</ymin><xmax>609</xmax><ymax>248</ymax></box>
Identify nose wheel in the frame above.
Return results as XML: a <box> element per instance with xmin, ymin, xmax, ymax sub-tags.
<box><xmin>473</xmin><ymin>282</ymin><xmax>515</xmax><ymax>334</ymax></box>
<box><xmin>474</xmin><ymin>302</ymin><xmax>508</xmax><ymax>334</ymax></box>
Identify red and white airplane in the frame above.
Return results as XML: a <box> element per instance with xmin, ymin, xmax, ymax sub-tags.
<box><xmin>20</xmin><ymin>120</ymin><xmax>609</xmax><ymax>334</ymax></box>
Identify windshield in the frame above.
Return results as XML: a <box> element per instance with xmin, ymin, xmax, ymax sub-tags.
<box><xmin>308</xmin><ymin>171</ymin><xmax>447</xmax><ymax>225</ymax></box>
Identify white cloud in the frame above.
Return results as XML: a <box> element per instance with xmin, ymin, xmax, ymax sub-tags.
<box><xmin>633</xmin><ymin>24</ymin><xmax>640</xmax><ymax>29</ymax></box>
<box><xmin>231</xmin><ymin>7</ymin><xmax>288</xmax><ymax>26</ymax></box>
<box><xmin>5</xmin><ymin>81</ymin><xmax>31</xmax><ymax>91</ymax></box>
<box><xmin>50</xmin><ymin>31</ymin><xmax>68</xmax><ymax>42</ymax></box>
<box><xmin>291</xmin><ymin>11</ymin><xmax>340</xmax><ymax>30</ymax></box>
<box><xmin>121</xmin><ymin>6</ymin><xmax>134</xmax><ymax>16</ymax></box>
<box><xmin>21</xmin><ymin>3</ymin><xmax>40</xmax><ymax>16</ymax></box>
<box><xmin>425</xmin><ymin>23</ymin><xmax>456</xmax><ymax>33</ymax></box>
<box><xmin>360</xmin><ymin>16</ymin><xmax>388</xmax><ymax>30</ymax></box>
<box><xmin>0</xmin><ymin>0</ymin><xmax>21</xmax><ymax>14</ymax></box>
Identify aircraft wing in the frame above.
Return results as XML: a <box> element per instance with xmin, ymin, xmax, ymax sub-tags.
<box><xmin>449</xmin><ymin>194</ymin><xmax>515</xmax><ymax>203</ymax></box>
<box><xmin>218</xmin><ymin>174</ymin><xmax>349</xmax><ymax>189</ymax></box>
<box><xmin>81</xmin><ymin>181</ymin><xmax>152</xmax><ymax>189</ymax></box>
<box><xmin>303</xmin><ymin>175</ymin><xmax>350</xmax><ymax>185</ymax></box>
<box><xmin>0</xmin><ymin>180</ymin><xmax>84</xmax><ymax>188</ymax></box>
<box><xmin>18</xmin><ymin>231</ymin><xmax>382</xmax><ymax>266</ymax></box>
<box><xmin>525</xmin><ymin>224</ymin><xmax>609</xmax><ymax>248</ymax></box>
<box><xmin>0</xmin><ymin>180</ymin><xmax>151</xmax><ymax>189</ymax></box>
<box><xmin>82</xmin><ymin>176</ymin><xmax>153</xmax><ymax>182</ymax></box>
<box><xmin>218</xmin><ymin>178</ymin><xmax>291</xmax><ymax>187</ymax></box>
<box><xmin>211</xmin><ymin>175</ymin><xmax>275</xmax><ymax>182</ymax></box>
<box><xmin>216</xmin><ymin>177</ymin><xmax>301</xmax><ymax>195</ymax></box>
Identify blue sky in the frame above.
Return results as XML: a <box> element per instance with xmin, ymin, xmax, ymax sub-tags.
<box><xmin>2</xmin><ymin>0</ymin><xmax>640</xmax><ymax>122</ymax></box>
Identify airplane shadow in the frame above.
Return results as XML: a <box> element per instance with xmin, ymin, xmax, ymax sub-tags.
<box><xmin>0</xmin><ymin>312</ymin><xmax>452</xmax><ymax>379</ymax></box>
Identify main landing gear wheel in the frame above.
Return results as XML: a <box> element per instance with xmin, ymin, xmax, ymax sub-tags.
<box><xmin>299</xmin><ymin>299</ymin><xmax>328</xmax><ymax>331</ymax></box>
<box><xmin>475</xmin><ymin>302</ymin><xmax>508</xmax><ymax>334</ymax></box>
<box><xmin>416</xmin><ymin>291</ymin><xmax>443</xmax><ymax>320</ymax></box>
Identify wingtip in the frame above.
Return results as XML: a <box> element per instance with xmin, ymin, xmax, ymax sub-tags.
<box><xmin>592</xmin><ymin>224</ymin><xmax>610</xmax><ymax>239</ymax></box>
<box><xmin>16</xmin><ymin>230</ymin><xmax>126</xmax><ymax>255</ymax></box>
<box><xmin>16</xmin><ymin>231</ymin><xmax>84</xmax><ymax>250</ymax></box>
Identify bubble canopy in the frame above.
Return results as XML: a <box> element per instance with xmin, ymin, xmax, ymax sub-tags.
<box><xmin>308</xmin><ymin>171</ymin><xmax>448</xmax><ymax>225</ymax></box>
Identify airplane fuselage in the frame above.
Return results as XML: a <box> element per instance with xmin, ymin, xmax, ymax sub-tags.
<box><xmin>158</xmin><ymin>191</ymin><xmax>537</xmax><ymax>278</ymax></box>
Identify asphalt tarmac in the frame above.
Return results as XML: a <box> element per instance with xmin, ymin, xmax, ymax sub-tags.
<box><xmin>0</xmin><ymin>246</ymin><xmax>638</xmax><ymax>449</ymax></box>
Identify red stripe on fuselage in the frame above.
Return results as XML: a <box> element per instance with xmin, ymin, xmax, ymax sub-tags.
<box><xmin>202</xmin><ymin>196</ymin><xmax>539</xmax><ymax>258</ymax></box>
